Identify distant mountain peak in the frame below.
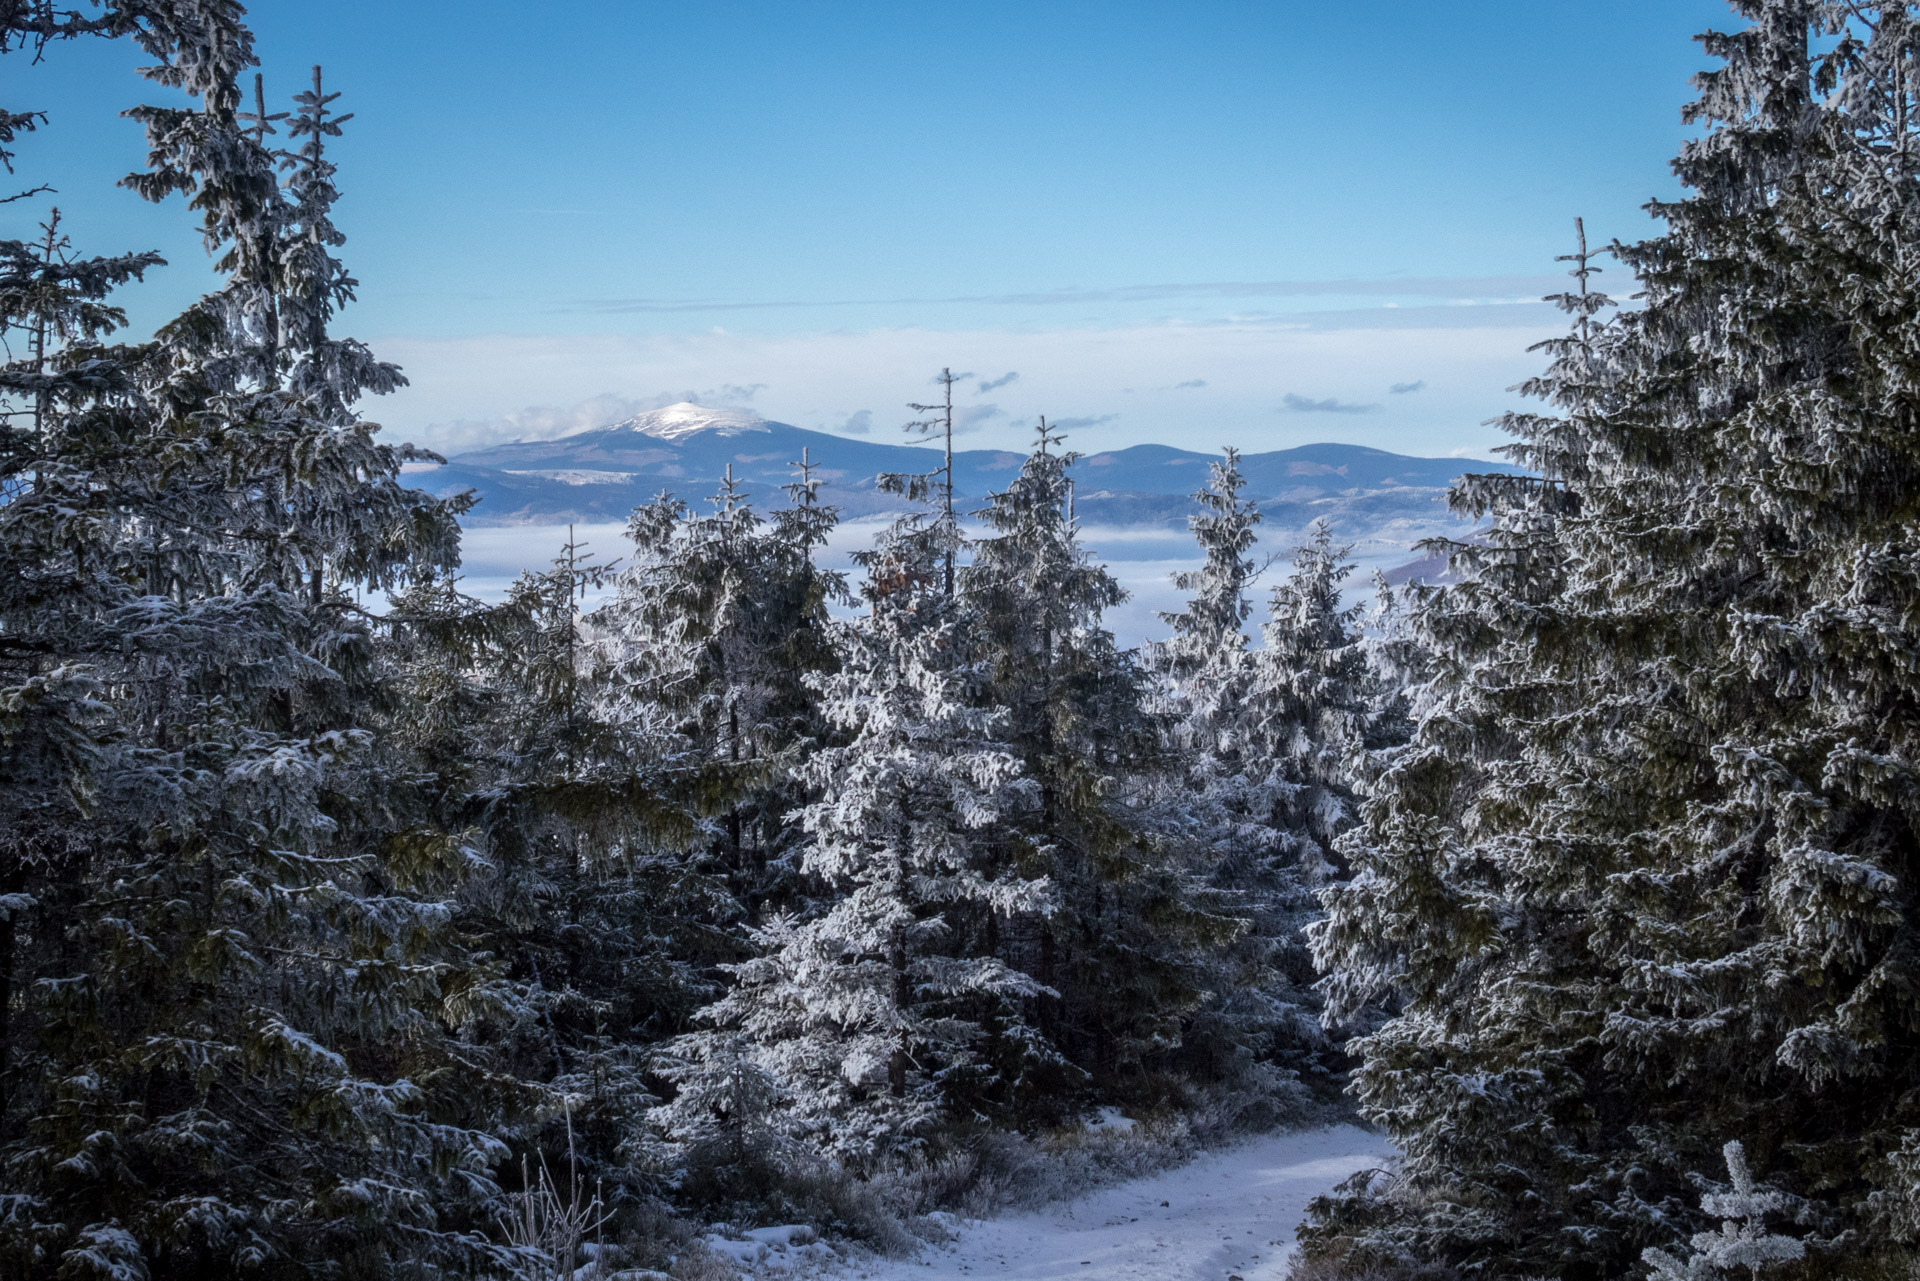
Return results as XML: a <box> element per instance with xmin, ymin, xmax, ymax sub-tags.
<box><xmin>585</xmin><ymin>401</ymin><xmax>774</xmax><ymax>442</ymax></box>
<box><xmin>444</xmin><ymin>410</ymin><xmax>1514</xmax><ymax>530</ymax></box>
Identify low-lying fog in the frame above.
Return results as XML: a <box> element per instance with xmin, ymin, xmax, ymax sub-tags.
<box><xmin>454</xmin><ymin>516</ymin><xmax>1435</xmax><ymax>647</ymax></box>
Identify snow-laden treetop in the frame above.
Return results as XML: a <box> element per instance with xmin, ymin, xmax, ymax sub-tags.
<box><xmin>586</xmin><ymin>401</ymin><xmax>775</xmax><ymax>441</ymax></box>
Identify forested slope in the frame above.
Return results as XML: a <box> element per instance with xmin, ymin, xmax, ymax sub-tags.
<box><xmin>0</xmin><ymin>9</ymin><xmax>1385</xmax><ymax>1276</ymax></box>
<box><xmin>6</xmin><ymin>4</ymin><xmax>1919</xmax><ymax>1281</ymax></box>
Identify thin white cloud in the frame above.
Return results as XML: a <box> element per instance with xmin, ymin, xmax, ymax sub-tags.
<box><xmin>1048</xmin><ymin>413</ymin><xmax>1120</xmax><ymax>432</ymax></box>
<box><xmin>559</xmin><ymin>275</ymin><xmax>1567</xmax><ymax>315</ymax></box>
<box><xmin>1281</xmin><ymin>393</ymin><xmax>1379</xmax><ymax>415</ymax></box>
<box><xmin>954</xmin><ymin>403</ymin><xmax>1005</xmax><ymax>434</ymax></box>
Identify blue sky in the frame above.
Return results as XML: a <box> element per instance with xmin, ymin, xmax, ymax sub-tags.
<box><xmin>16</xmin><ymin>0</ymin><xmax>1732</xmax><ymax>456</ymax></box>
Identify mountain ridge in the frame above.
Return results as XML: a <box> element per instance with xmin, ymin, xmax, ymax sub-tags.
<box><xmin>418</xmin><ymin>401</ymin><xmax>1516</xmax><ymax>531</ymax></box>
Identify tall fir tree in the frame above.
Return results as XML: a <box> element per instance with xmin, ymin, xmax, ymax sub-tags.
<box><xmin>1246</xmin><ymin>524</ymin><xmax>1378</xmax><ymax>885</ymax></box>
<box><xmin>0</xmin><ymin>175</ymin><xmax>164</xmax><ymax>1271</ymax></box>
<box><xmin>602</xmin><ymin>458</ymin><xmax>849</xmax><ymax>1200</ymax></box>
<box><xmin>661</xmin><ymin>516</ymin><xmax>1049</xmax><ymax>1172</ymax></box>
<box><xmin>393</xmin><ymin>531</ymin><xmax>716</xmax><ymax>1221</ymax></box>
<box><xmin>962</xmin><ymin>422</ymin><xmax>1235</xmax><ymax>1106</ymax></box>
<box><xmin>1</xmin><ymin>11</ymin><xmax>510</xmax><ymax>1276</ymax></box>
<box><xmin>1307</xmin><ymin>5</ymin><xmax>1920</xmax><ymax>1276</ymax></box>
<box><xmin>1150</xmin><ymin>457</ymin><xmax>1368</xmax><ymax>1095</ymax></box>
<box><xmin>1153</xmin><ymin>447</ymin><xmax>1260</xmax><ymax>721</ymax></box>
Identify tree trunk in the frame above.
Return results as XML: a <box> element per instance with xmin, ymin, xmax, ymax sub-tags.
<box><xmin>0</xmin><ymin>870</ymin><xmax>15</xmax><ymax>1137</ymax></box>
<box><xmin>889</xmin><ymin>925</ymin><xmax>910</xmax><ymax>1097</ymax></box>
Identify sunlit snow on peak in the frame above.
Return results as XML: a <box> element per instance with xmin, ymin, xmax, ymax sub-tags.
<box><xmin>584</xmin><ymin>401</ymin><xmax>775</xmax><ymax>441</ymax></box>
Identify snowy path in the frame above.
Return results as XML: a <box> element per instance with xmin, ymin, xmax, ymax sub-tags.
<box><xmin>836</xmin><ymin>1124</ymin><xmax>1391</xmax><ymax>1281</ymax></box>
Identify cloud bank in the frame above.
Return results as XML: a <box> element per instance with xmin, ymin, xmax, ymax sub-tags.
<box><xmin>371</xmin><ymin>316</ymin><xmax>1558</xmax><ymax>460</ymax></box>
<box><xmin>1281</xmin><ymin>393</ymin><xmax>1380</xmax><ymax>415</ymax></box>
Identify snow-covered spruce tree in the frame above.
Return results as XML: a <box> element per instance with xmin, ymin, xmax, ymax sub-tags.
<box><xmin>1249</xmin><ymin>523</ymin><xmax>1377</xmax><ymax>884</ymax></box>
<box><xmin>0</xmin><ymin>165</ymin><xmax>163</xmax><ymax>1249</ymax></box>
<box><xmin>663</xmin><ymin>516</ymin><xmax>1050</xmax><ymax>1172</ymax></box>
<box><xmin>646</xmin><ymin>1018</ymin><xmax>791</xmax><ymax>1213</ymax></box>
<box><xmin>1147</xmin><ymin>456</ymin><xmax>1321</xmax><ymax>1094</ymax></box>
<box><xmin>1154</xmin><ymin>448</ymin><xmax>1261</xmax><ymax>693</ymax></box>
<box><xmin>1</xmin><ymin>14</ymin><xmax>514</xmax><ymax>1277</ymax></box>
<box><xmin>1304</xmin><ymin>6</ymin><xmax>1920</xmax><ymax>1276</ymax></box>
<box><xmin>593</xmin><ymin>461</ymin><xmax>844</xmax><ymax>926</ymax></box>
<box><xmin>962</xmin><ymin>422</ymin><xmax>1235</xmax><ymax>1108</ymax></box>
<box><xmin>603</xmin><ymin>458</ymin><xmax>844</xmax><ymax>1202</ymax></box>
<box><xmin>392</xmin><ymin>531</ymin><xmax>722</xmax><ymax>1223</ymax></box>
<box><xmin>1176</xmin><ymin>516</ymin><xmax>1377</xmax><ymax>1095</ymax></box>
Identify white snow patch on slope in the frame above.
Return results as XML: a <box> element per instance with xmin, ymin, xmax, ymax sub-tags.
<box><xmin>824</xmin><ymin>1124</ymin><xmax>1390</xmax><ymax>1281</ymax></box>
<box><xmin>1084</xmin><ymin>1107</ymin><xmax>1137</xmax><ymax>1135</ymax></box>
<box><xmin>504</xmin><ymin>468</ymin><xmax>639</xmax><ymax>485</ymax></box>
<box><xmin>587</xmin><ymin>401</ymin><xmax>774</xmax><ymax>441</ymax></box>
<box><xmin>708</xmin><ymin>1224</ymin><xmax>841</xmax><ymax>1273</ymax></box>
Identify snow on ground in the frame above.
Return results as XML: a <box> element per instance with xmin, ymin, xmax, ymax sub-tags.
<box><xmin>829</xmin><ymin>1124</ymin><xmax>1391</xmax><ymax>1281</ymax></box>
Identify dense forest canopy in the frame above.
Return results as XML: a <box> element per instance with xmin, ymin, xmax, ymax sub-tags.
<box><xmin>2</xmin><ymin>3</ymin><xmax>1918</xmax><ymax>1281</ymax></box>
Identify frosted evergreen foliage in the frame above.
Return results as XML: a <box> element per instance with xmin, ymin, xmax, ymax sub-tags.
<box><xmin>0</xmin><ymin>8</ymin><xmax>503</xmax><ymax>1276</ymax></box>
<box><xmin>1149</xmin><ymin>458</ymin><xmax>1373</xmax><ymax>1085</ymax></box>
<box><xmin>648</xmin><ymin>1028</ymin><xmax>791</xmax><ymax>1202</ymax></box>
<box><xmin>416</xmin><ymin>532</ymin><xmax>729</xmax><ymax>1210</ymax></box>
<box><xmin>0</xmin><ymin>204</ymin><xmax>161</xmax><ymax>904</ymax></box>
<box><xmin>594</xmin><ymin>460</ymin><xmax>844</xmax><ymax>920</ymax></box>
<box><xmin>583</xmin><ymin>456</ymin><xmax>848</xmax><ymax>1207</ymax></box>
<box><xmin>1195</xmin><ymin>525</ymin><xmax>1379</xmax><ymax>1081</ymax></box>
<box><xmin>1304</xmin><ymin>4</ymin><xmax>1920</xmax><ymax>1276</ymax></box>
<box><xmin>1249</xmin><ymin>524</ymin><xmax>1373</xmax><ymax>879</ymax></box>
<box><xmin>675</xmin><ymin>518</ymin><xmax>1049</xmax><ymax>1167</ymax></box>
<box><xmin>962</xmin><ymin>424</ymin><xmax>1234</xmax><ymax>1099</ymax></box>
<box><xmin>1154</xmin><ymin>447</ymin><xmax>1258</xmax><ymax>697</ymax></box>
<box><xmin>1643</xmin><ymin>1142</ymin><xmax>1806</xmax><ymax>1281</ymax></box>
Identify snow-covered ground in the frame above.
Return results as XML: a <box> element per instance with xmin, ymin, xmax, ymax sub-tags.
<box><xmin>819</xmin><ymin>1124</ymin><xmax>1390</xmax><ymax>1281</ymax></box>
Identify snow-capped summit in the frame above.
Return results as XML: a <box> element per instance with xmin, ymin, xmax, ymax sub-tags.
<box><xmin>589</xmin><ymin>401</ymin><xmax>773</xmax><ymax>441</ymax></box>
<box><xmin>446</xmin><ymin>408</ymin><xmax>1513</xmax><ymax>534</ymax></box>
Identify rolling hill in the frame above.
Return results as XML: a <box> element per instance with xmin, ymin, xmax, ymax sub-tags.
<box><xmin>410</xmin><ymin>401</ymin><xmax>1515</xmax><ymax>539</ymax></box>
